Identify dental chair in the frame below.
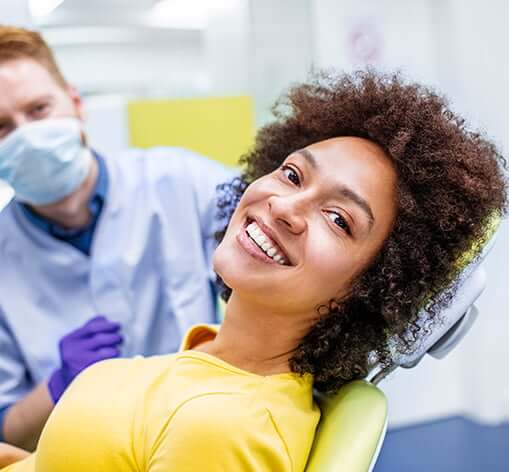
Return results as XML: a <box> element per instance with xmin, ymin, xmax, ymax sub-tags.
<box><xmin>304</xmin><ymin>216</ymin><xmax>500</xmax><ymax>472</ymax></box>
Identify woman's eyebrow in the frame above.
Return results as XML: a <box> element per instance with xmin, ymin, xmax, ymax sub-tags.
<box><xmin>296</xmin><ymin>148</ymin><xmax>318</xmax><ymax>169</ymax></box>
<box><xmin>296</xmin><ymin>148</ymin><xmax>375</xmax><ymax>230</ymax></box>
<box><xmin>337</xmin><ymin>186</ymin><xmax>375</xmax><ymax>230</ymax></box>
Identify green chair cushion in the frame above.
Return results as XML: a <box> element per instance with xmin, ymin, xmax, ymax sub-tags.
<box><xmin>305</xmin><ymin>380</ymin><xmax>387</xmax><ymax>472</ymax></box>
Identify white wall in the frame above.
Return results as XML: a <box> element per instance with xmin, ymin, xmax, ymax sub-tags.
<box><xmin>248</xmin><ymin>0</ymin><xmax>313</xmax><ymax>125</ymax></box>
<box><xmin>84</xmin><ymin>96</ymin><xmax>129</xmax><ymax>155</ymax></box>
<box><xmin>312</xmin><ymin>0</ymin><xmax>438</xmax><ymax>84</ymax></box>
<box><xmin>46</xmin><ymin>30</ymin><xmax>207</xmax><ymax>97</ymax></box>
<box><xmin>204</xmin><ymin>0</ymin><xmax>250</xmax><ymax>97</ymax></box>
<box><xmin>0</xmin><ymin>0</ymin><xmax>32</xmax><ymax>28</ymax></box>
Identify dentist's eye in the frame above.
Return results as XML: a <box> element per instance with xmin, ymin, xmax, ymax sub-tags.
<box><xmin>281</xmin><ymin>165</ymin><xmax>300</xmax><ymax>186</ymax></box>
<box><xmin>327</xmin><ymin>211</ymin><xmax>351</xmax><ymax>234</ymax></box>
<box><xmin>31</xmin><ymin>103</ymin><xmax>50</xmax><ymax>118</ymax></box>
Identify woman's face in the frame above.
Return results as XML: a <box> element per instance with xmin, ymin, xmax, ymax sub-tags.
<box><xmin>214</xmin><ymin>136</ymin><xmax>398</xmax><ymax>315</ymax></box>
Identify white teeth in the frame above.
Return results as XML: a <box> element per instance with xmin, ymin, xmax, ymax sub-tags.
<box><xmin>255</xmin><ymin>235</ymin><xmax>266</xmax><ymax>246</ymax></box>
<box><xmin>245</xmin><ymin>220</ymin><xmax>288</xmax><ymax>265</ymax></box>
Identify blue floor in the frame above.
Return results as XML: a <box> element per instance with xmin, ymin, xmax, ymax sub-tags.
<box><xmin>374</xmin><ymin>416</ymin><xmax>509</xmax><ymax>472</ymax></box>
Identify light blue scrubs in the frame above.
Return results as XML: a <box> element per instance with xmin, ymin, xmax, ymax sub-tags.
<box><xmin>0</xmin><ymin>147</ymin><xmax>235</xmax><ymax>431</ymax></box>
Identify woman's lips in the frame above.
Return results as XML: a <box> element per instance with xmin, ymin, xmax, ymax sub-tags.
<box><xmin>236</xmin><ymin>227</ymin><xmax>283</xmax><ymax>266</ymax></box>
<box><xmin>250</xmin><ymin>218</ymin><xmax>291</xmax><ymax>262</ymax></box>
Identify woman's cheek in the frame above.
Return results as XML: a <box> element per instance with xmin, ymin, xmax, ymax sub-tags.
<box><xmin>306</xmin><ymin>243</ymin><xmax>354</xmax><ymax>295</ymax></box>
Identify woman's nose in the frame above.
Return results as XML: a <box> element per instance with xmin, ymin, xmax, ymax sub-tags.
<box><xmin>268</xmin><ymin>194</ymin><xmax>307</xmax><ymax>234</ymax></box>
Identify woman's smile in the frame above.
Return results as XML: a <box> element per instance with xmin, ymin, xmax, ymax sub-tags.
<box><xmin>236</xmin><ymin>217</ymin><xmax>292</xmax><ymax>267</ymax></box>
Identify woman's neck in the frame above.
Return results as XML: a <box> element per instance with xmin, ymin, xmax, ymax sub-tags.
<box><xmin>197</xmin><ymin>292</ymin><xmax>316</xmax><ymax>376</ymax></box>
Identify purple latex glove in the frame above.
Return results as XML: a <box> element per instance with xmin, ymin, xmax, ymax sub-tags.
<box><xmin>48</xmin><ymin>315</ymin><xmax>123</xmax><ymax>403</ymax></box>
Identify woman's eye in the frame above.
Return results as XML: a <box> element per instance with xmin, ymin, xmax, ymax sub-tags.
<box><xmin>281</xmin><ymin>165</ymin><xmax>300</xmax><ymax>185</ymax></box>
<box><xmin>327</xmin><ymin>211</ymin><xmax>351</xmax><ymax>234</ymax></box>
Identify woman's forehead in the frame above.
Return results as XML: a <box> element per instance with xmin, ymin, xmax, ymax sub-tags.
<box><xmin>304</xmin><ymin>136</ymin><xmax>390</xmax><ymax>164</ymax></box>
<box><xmin>296</xmin><ymin>137</ymin><xmax>396</xmax><ymax>193</ymax></box>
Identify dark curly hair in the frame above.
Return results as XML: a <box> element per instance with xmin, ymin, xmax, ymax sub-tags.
<box><xmin>215</xmin><ymin>70</ymin><xmax>507</xmax><ymax>394</ymax></box>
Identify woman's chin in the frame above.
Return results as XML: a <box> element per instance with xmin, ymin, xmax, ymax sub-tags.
<box><xmin>213</xmin><ymin>239</ymin><xmax>295</xmax><ymax>302</ymax></box>
<box><xmin>215</xmin><ymin>267</ymin><xmax>282</xmax><ymax>302</ymax></box>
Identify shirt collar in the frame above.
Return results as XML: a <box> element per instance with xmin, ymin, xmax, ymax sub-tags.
<box><xmin>179</xmin><ymin>324</ymin><xmax>220</xmax><ymax>351</ymax></box>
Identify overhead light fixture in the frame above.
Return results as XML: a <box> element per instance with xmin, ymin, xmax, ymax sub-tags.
<box><xmin>29</xmin><ymin>0</ymin><xmax>65</xmax><ymax>18</ymax></box>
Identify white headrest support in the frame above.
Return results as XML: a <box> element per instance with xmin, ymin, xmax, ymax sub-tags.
<box><xmin>391</xmin><ymin>225</ymin><xmax>498</xmax><ymax>369</ymax></box>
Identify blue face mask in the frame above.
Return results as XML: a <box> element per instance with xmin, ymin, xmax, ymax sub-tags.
<box><xmin>0</xmin><ymin>117</ymin><xmax>92</xmax><ymax>205</ymax></box>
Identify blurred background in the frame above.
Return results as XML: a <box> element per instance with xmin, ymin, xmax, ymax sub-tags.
<box><xmin>1</xmin><ymin>1</ymin><xmax>508</xmax><ymax>470</ymax></box>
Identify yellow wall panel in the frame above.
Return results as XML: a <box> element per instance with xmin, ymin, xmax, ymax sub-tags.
<box><xmin>127</xmin><ymin>96</ymin><xmax>255</xmax><ymax>167</ymax></box>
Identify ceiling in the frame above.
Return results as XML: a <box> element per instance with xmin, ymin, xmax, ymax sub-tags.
<box><xmin>36</xmin><ymin>0</ymin><xmax>157</xmax><ymax>26</ymax></box>
<box><xmin>34</xmin><ymin>0</ymin><xmax>211</xmax><ymax>30</ymax></box>
<box><xmin>34</xmin><ymin>0</ymin><xmax>210</xmax><ymax>46</ymax></box>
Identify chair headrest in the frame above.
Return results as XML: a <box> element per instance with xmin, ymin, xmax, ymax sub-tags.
<box><xmin>389</xmin><ymin>213</ymin><xmax>501</xmax><ymax>370</ymax></box>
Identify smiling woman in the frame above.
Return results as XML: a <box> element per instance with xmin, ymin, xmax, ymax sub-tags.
<box><xmin>214</xmin><ymin>70</ymin><xmax>507</xmax><ymax>394</ymax></box>
<box><xmin>214</xmin><ymin>136</ymin><xmax>398</xmax><ymax>328</ymax></box>
<box><xmin>1</xmin><ymin>70</ymin><xmax>506</xmax><ymax>472</ymax></box>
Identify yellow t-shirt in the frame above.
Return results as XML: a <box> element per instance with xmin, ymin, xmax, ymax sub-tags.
<box><xmin>4</xmin><ymin>325</ymin><xmax>319</xmax><ymax>471</ymax></box>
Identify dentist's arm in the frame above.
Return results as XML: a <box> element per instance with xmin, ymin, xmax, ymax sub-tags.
<box><xmin>2</xmin><ymin>382</ymin><xmax>54</xmax><ymax>452</ymax></box>
<box><xmin>3</xmin><ymin>316</ymin><xmax>123</xmax><ymax>451</ymax></box>
<box><xmin>0</xmin><ymin>441</ymin><xmax>30</xmax><ymax>467</ymax></box>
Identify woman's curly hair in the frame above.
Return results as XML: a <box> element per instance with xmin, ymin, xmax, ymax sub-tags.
<box><xmin>215</xmin><ymin>70</ymin><xmax>507</xmax><ymax>394</ymax></box>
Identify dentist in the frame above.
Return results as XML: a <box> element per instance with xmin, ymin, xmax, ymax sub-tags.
<box><xmin>0</xmin><ymin>25</ymin><xmax>233</xmax><ymax>450</ymax></box>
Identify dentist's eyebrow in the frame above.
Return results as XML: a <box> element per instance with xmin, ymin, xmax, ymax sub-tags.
<box><xmin>23</xmin><ymin>95</ymin><xmax>53</xmax><ymax>108</ymax></box>
<box><xmin>296</xmin><ymin>148</ymin><xmax>375</xmax><ymax>230</ymax></box>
